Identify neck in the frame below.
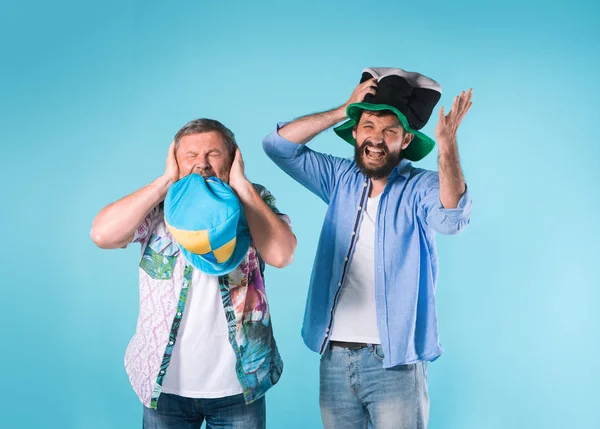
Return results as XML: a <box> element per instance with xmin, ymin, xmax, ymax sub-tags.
<box><xmin>369</xmin><ymin>177</ymin><xmax>388</xmax><ymax>197</ymax></box>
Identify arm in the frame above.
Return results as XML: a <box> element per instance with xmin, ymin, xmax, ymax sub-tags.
<box><xmin>229</xmin><ymin>148</ymin><xmax>296</xmax><ymax>268</ymax></box>
<box><xmin>434</xmin><ymin>89</ymin><xmax>472</xmax><ymax>208</ymax></box>
<box><xmin>262</xmin><ymin>79</ymin><xmax>378</xmax><ymax>203</ymax></box>
<box><xmin>417</xmin><ymin>89</ymin><xmax>474</xmax><ymax>235</ymax></box>
<box><xmin>278</xmin><ymin>78</ymin><xmax>377</xmax><ymax>144</ymax></box>
<box><xmin>90</xmin><ymin>142</ymin><xmax>179</xmax><ymax>249</ymax></box>
<box><xmin>417</xmin><ymin>172</ymin><xmax>471</xmax><ymax>236</ymax></box>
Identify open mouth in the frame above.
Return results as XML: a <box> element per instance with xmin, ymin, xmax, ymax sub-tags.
<box><xmin>364</xmin><ymin>146</ymin><xmax>386</xmax><ymax>162</ymax></box>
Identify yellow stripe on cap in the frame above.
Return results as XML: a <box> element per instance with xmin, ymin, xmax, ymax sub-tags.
<box><xmin>212</xmin><ymin>237</ymin><xmax>237</xmax><ymax>263</ymax></box>
<box><xmin>165</xmin><ymin>221</ymin><xmax>212</xmax><ymax>255</ymax></box>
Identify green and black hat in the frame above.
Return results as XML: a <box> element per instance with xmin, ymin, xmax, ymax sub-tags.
<box><xmin>333</xmin><ymin>67</ymin><xmax>442</xmax><ymax>161</ymax></box>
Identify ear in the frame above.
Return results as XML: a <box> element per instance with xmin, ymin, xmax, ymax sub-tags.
<box><xmin>352</xmin><ymin>126</ymin><xmax>357</xmax><ymax>141</ymax></box>
<box><xmin>402</xmin><ymin>132</ymin><xmax>414</xmax><ymax>150</ymax></box>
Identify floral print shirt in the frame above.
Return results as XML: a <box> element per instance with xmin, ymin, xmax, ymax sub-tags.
<box><xmin>124</xmin><ymin>183</ymin><xmax>290</xmax><ymax>409</ymax></box>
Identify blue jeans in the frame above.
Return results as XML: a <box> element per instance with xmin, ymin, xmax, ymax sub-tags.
<box><xmin>320</xmin><ymin>343</ymin><xmax>429</xmax><ymax>429</ymax></box>
<box><xmin>143</xmin><ymin>393</ymin><xmax>265</xmax><ymax>429</ymax></box>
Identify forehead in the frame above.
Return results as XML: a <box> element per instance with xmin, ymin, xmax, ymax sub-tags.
<box><xmin>359</xmin><ymin>111</ymin><xmax>401</xmax><ymax>127</ymax></box>
<box><xmin>177</xmin><ymin>131</ymin><xmax>227</xmax><ymax>151</ymax></box>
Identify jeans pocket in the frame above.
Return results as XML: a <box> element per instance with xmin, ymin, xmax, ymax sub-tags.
<box><xmin>139</xmin><ymin>234</ymin><xmax>179</xmax><ymax>280</ymax></box>
<box><xmin>371</xmin><ymin>344</ymin><xmax>385</xmax><ymax>362</ymax></box>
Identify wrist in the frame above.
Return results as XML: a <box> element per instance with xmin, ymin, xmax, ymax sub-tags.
<box><xmin>155</xmin><ymin>175</ymin><xmax>175</xmax><ymax>195</ymax></box>
<box><xmin>230</xmin><ymin>177</ymin><xmax>253</xmax><ymax>198</ymax></box>
<box><xmin>334</xmin><ymin>104</ymin><xmax>349</xmax><ymax>121</ymax></box>
<box><xmin>437</xmin><ymin>138</ymin><xmax>458</xmax><ymax>155</ymax></box>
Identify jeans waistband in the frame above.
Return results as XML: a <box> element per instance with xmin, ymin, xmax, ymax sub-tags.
<box><xmin>329</xmin><ymin>341</ymin><xmax>376</xmax><ymax>350</ymax></box>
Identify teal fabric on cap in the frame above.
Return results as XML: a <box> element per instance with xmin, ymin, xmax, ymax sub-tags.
<box><xmin>164</xmin><ymin>174</ymin><xmax>250</xmax><ymax>276</ymax></box>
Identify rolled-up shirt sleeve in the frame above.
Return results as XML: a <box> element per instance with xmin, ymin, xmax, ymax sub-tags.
<box><xmin>417</xmin><ymin>172</ymin><xmax>472</xmax><ymax>235</ymax></box>
<box><xmin>262</xmin><ymin>122</ymin><xmax>347</xmax><ymax>205</ymax></box>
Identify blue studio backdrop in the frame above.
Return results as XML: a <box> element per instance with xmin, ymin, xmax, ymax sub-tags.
<box><xmin>1</xmin><ymin>0</ymin><xmax>598</xmax><ymax>428</ymax></box>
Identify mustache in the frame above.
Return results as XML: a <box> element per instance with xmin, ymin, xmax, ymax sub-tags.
<box><xmin>190</xmin><ymin>166</ymin><xmax>217</xmax><ymax>177</ymax></box>
<box><xmin>361</xmin><ymin>140</ymin><xmax>389</xmax><ymax>154</ymax></box>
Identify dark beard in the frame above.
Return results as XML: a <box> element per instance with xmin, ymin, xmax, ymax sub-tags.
<box><xmin>354</xmin><ymin>142</ymin><xmax>402</xmax><ymax>180</ymax></box>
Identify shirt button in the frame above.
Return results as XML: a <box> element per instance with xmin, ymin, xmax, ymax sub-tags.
<box><xmin>345</xmin><ymin>257</ymin><xmax>349</xmax><ymax>261</ymax></box>
<box><xmin>352</xmin><ymin>231</ymin><xmax>356</xmax><ymax>236</ymax></box>
<box><xmin>177</xmin><ymin>312</ymin><xmax>182</xmax><ymax>317</ymax></box>
<box><xmin>160</xmin><ymin>370</ymin><xmax>164</xmax><ymax>375</ymax></box>
<box><xmin>169</xmin><ymin>341</ymin><xmax>174</xmax><ymax>345</ymax></box>
<box><xmin>338</xmin><ymin>282</ymin><xmax>342</xmax><ymax>287</ymax></box>
<box><xmin>364</xmin><ymin>182</ymin><xmax>368</xmax><ymax>187</ymax></box>
<box><xmin>358</xmin><ymin>206</ymin><xmax>362</xmax><ymax>210</ymax></box>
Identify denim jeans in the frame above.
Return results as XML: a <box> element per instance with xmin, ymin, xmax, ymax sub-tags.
<box><xmin>143</xmin><ymin>393</ymin><xmax>265</xmax><ymax>429</ymax></box>
<box><xmin>320</xmin><ymin>343</ymin><xmax>429</xmax><ymax>429</ymax></box>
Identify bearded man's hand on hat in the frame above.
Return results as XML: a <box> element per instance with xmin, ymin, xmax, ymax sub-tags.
<box><xmin>435</xmin><ymin>89</ymin><xmax>473</xmax><ymax>151</ymax></box>
<box><xmin>342</xmin><ymin>78</ymin><xmax>378</xmax><ymax>112</ymax></box>
<box><xmin>161</xmin><ymin>141</ymin><xmax>180</xmax><ymax>186</ymax></box>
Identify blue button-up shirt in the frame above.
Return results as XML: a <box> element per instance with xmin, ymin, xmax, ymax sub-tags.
<box><xmin>263</xmin><ymin>123</ymin><xmax>472</xmax><ymax>368</ymax></box>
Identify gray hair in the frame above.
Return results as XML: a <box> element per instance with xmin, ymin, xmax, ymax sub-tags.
<box><xmin>174</xmin><ymin>118</ymin><xmax>237</xmax><ymax>158</ymax></box>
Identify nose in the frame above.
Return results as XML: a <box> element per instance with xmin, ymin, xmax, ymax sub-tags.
<box><xmin>193</xmin><ymin>154</ymin><xmax>210</xmax><ymax>171</ymax></box>
<box><xmin>370</xmin><ymin>132</ymin><xmax>385</xmax><ymax>145</ymax></box>
<box><xmin>366</xmin><ymin>126</ymin><xmax>386</xmax><ymax>143</ymax></box>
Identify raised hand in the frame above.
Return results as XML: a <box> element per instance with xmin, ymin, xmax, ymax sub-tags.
<box><xmin>435</xmin><ymin>89</ymin><xmax>472</xmax><ymax>149</ymax></box>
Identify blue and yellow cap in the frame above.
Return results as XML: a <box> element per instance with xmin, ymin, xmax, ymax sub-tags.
<box><xmin>164</xmin><ymin>174</ymin><xmax>250</xmax><ymax>276</ymax></box>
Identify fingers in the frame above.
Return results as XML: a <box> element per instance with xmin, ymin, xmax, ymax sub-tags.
<box><xmin>464</xmin><ymin>101</ymin><xmax>472</xmax><ymax>116</ymax></box>
<box><xmin>233</xmin><ymin>147</ymin><xmax>244</xmax><ymax>165</ymax></box>
<box><xmin>458</xmin><ymin>89</ymin><xmax>472</xmax><ymax>120</ymax></box>
<box><xmin>363</xmin><ymin>78</ymin><xmax>377</xmax><ymax>88</ymax></box>
<box><xmin>361</xmin><ymin>78</ymin><xmax>377</xmax><ymax>95</ymax></box>
<box><xmin>451</xmin><ymin>95</ymin><xmax>459</xmax><ymax>116</ymax></box>
<box><xmin>456</xmin><ymin>101</ymin><xmax>472</xmax><ymax>128</ymax></box>
<box><xmin>166</xmin><ymin>141</ymin><xmax>177</xmax><ymax>163</ymax></box>
<box><xmin>345</xmin><ymin>78</ymin><xmax>378</xmax><ymax>106</ymax></box>
<box><xmin>459</xmin><ymin>89</ymin><xmax>472</xmax><ymax>114</ymax></box>
<box><xmin>448</xmin><ymin>88</ymin><xmax>473</xmax><ymax>119</ymax></box>
<box><xmin>454</xmin><ymin>88</ymin><xmax>473</xmax><ymax>128</ymax></box>
<box><xmin>439</xmin><ymin>105</ymin><xmax>445</xmax><ymax>122</ymax></box>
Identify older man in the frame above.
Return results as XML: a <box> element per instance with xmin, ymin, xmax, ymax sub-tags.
<box><xmin>91</xmin><ymin>118</ymin><xmax>296</xmax><ymax>429</ymax></box>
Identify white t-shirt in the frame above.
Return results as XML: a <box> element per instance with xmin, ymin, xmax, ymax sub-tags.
<box><xmin>330</xmin><ymin>193</ymin><xmax>381</xmax><ymax>344</ymax></box>
<box><xmin>161</xmin><ymin>268</ymin><xmax>243</xmax><ymax>398</ymax></box>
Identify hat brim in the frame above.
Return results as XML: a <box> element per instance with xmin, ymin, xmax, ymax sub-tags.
<box><xmin>332</xmin><ymin>102</ymin><xmax>436</xmax><ymax>162</ymax></box>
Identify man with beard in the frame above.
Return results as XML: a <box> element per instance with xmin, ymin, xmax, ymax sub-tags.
<box><xmin>91</xmin><ymin>118</ymin><xmax>296</xmax><ymax>428</ymax></box>
<box><xmin>262</xmin><ymin>68</ymin><xmax>473</xmax><ymax>428</ymax></box>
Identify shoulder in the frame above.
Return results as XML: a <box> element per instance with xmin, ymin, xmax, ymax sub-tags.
<box><xmin>251</xmin><ymin>183</ymin><xmax>278</xmax><ymax>210</ymax></box>
<box><xmin>251</xmin><ymin>183</ymin><xmax>272</xmax><ymax>199</ymax></box>
<box><xmin>408</xmin><ymin>167</ymin><xmax>439</xmax><ymax>186</ymax></box>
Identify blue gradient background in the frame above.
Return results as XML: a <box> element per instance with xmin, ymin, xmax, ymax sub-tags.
<box><xmin>1</xmin><ymin>0</ymin><xmax>599</xmax><ymax>428</ymax></box>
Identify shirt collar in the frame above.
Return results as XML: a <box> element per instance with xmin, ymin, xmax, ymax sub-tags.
<box><xmin>390</xmin><ymin>158</ymin><xmax>412</xmax><ymax>180</ymax></box>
